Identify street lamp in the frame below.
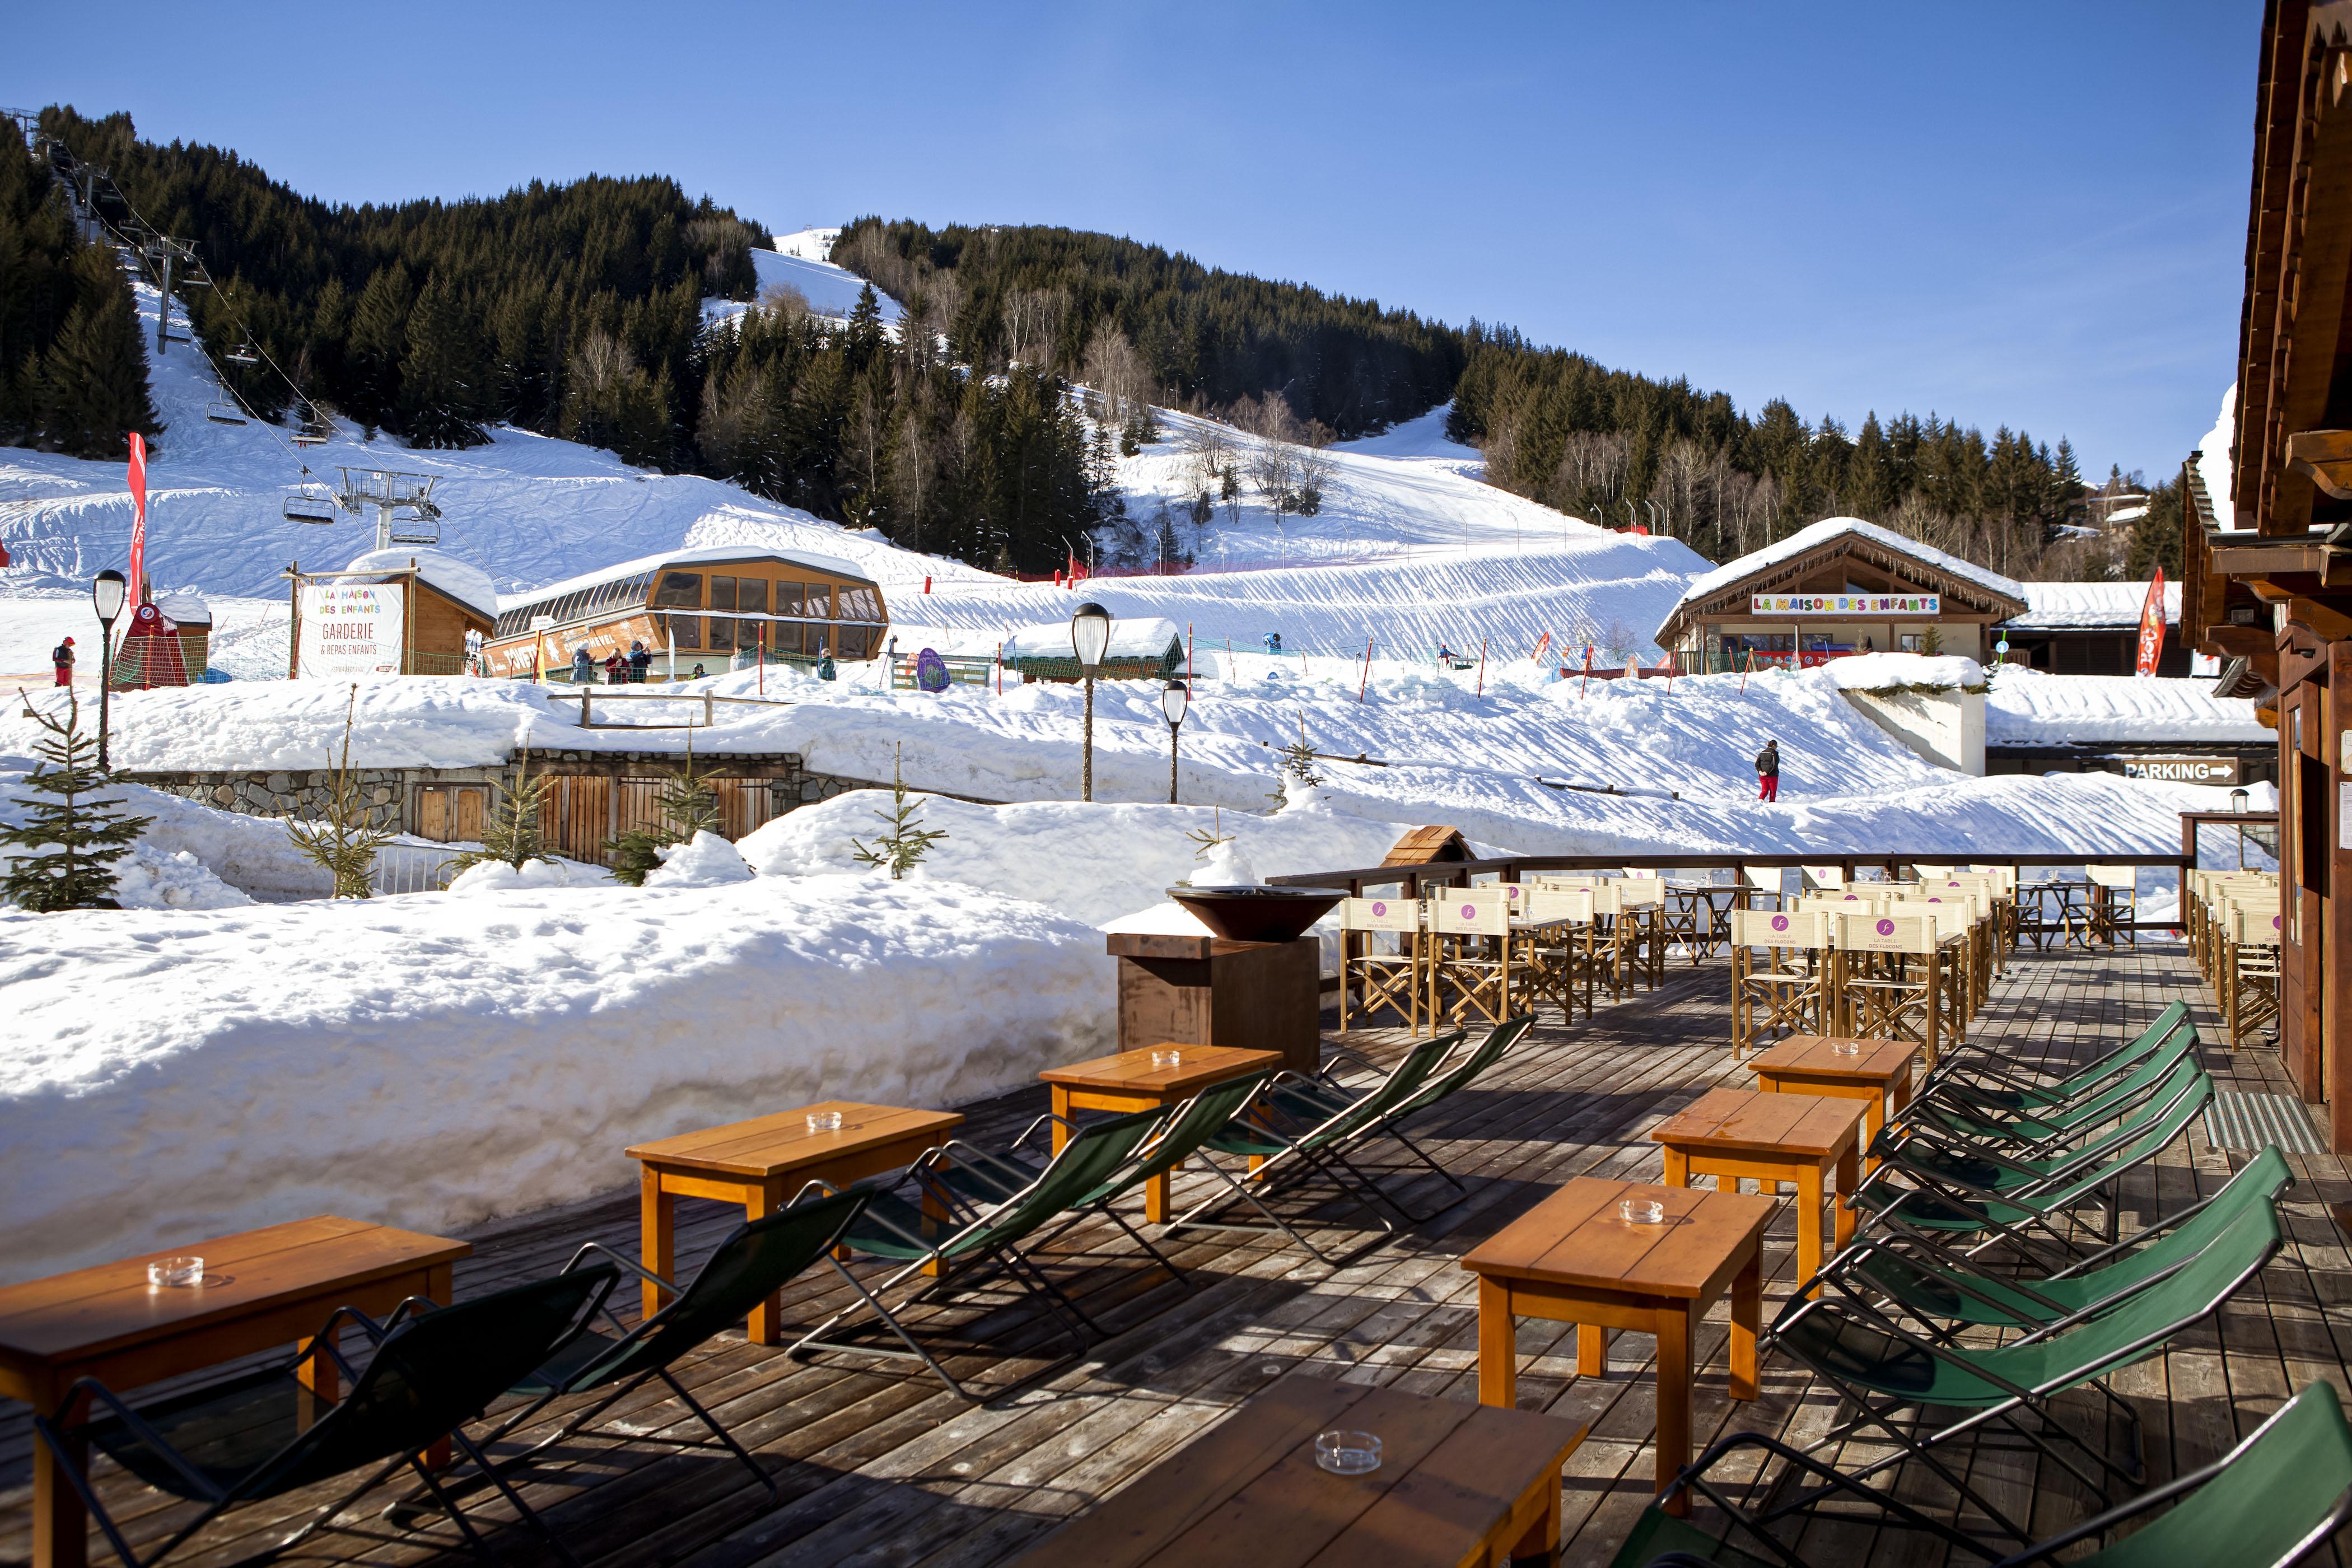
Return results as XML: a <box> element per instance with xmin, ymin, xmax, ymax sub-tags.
<box><xmin>2230</xmin><ymin>787</ymin><xmax>2250</xmax><ymax>814</ymax></box>
<box><xmin>1071</xmin><ymin>601</ymin><xmax>1112</xmax><ymax>802</ymax></box>
<box><xmin>91</xmin><ymin>570</ymin><xmax>127</xmax><ymax>773</ymax></box>
<box><xmin>1160</xmin><ymin>679</ymin><xmax>1188</xmax><ymax>804</ymax></box>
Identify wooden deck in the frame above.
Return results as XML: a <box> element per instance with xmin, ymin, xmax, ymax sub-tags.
<box><xmin>3</xmin><ymin>938</ymin><xmax>2347</xmax><ymax>1567</ymax></box>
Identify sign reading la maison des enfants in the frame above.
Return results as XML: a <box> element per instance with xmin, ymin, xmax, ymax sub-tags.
<box><xmin>296</xmin><ymin>580</ymin><xmax>407</xmax><ymax>678</ymax></box>
<box><xmin>1750</xmin><ymin>592</ymin><xmax>1942</xmax><ymax>616</ymax></box>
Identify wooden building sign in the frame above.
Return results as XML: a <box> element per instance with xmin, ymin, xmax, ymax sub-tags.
<box><xmin>2116</xmin><ymin>755</ymin><xmax>2241</xmax><ymax>785</ymax></box>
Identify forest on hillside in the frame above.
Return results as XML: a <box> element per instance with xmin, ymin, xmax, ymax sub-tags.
<box><xmin>3</xmin><ymin>106</ymin><xmax>2176</xmax><ymax>580</ymax></box>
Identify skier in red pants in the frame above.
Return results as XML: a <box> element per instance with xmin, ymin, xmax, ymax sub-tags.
<box><xmin>52</xmin><ymin>636</ymin><xmax>74</xmax><ymax>687</ymax></box>
<box><xmin>1755</xmin><ymin>738</ymin><xmax>1781</xmax><ymax>802</ymax></box>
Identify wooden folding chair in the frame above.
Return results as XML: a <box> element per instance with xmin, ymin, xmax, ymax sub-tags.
<box><xmin>1729</xmin><ymin>907</ymin><xmax>1830</xmax><ymax>1056</ymax></box>
<box><xmin>1740</xmin><ymin>865</ymin><xmax>1787</xmax><ymax>911</ymax></box>
<box><xmin>1836</xmin><ymin>911</ymin><xmax>1946</xmax><ymax>1066</ymax></box>
<box><xmin>1615</xmin><ymin>876</ymin><xmax>1667</xmax><ymax>990</ymax></box>
<box><xmin>1429</xmin><ymin>892</ymin><xmax>1514</xmax><ymax>1027</ymax></box>
<box><xmin>2085</xmin><ymin>864</ymin><xmax>2139</xmax><ymax>948</ymax></box>
<box><xmin>2223</xmin><ymin>900</ymin><xmax>2282</xmax><ymax>1047</ymax></box>
<box><xmin>1338</xmin><ymin>894</ymin><xmax>1426</xmax><ymax>1035</ymax></box>
<box><xmin>1520</xmin><ymin>885</ymin><xmax>1597</xmax><ymax>1023</ymax></box>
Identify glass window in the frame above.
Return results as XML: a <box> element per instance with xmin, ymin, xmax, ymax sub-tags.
<box><xmin>805</xmin><ymin>623</ymin><xmax>830</xmax><ymax>656</ymax></box>
<box><xmin>736</xmin><ymin>578</ymin><xmax>767</xmax><ymax>615</ymax></box>
<box><xmin>710</xmin><ymin>575</ymin><xmax>737</xmax><ymax>613</ymax></box>
<box><xmin>774</xmin><ymin>580</ymin><xmax>805</xmax><ymax>617</ymax></box>
<box><xmin>805</xmin><ymin>582</ymin><xmax>834</xmax><ymax>618</ymax></box>
<box><xmin>666</xmin><ymin>613</ymin><xmax>701</xmax><ymax>649</ymax></box>
<box><xmin>836</xmin><ymin>624</ymin><xmax>872</xmax><ymax>660</ymax></box>
<box><xmin>654</xmin><ymin>572</ymin><xmax>703</xmax><ymax>609</ymax></box>
<box><xmin>837</xmin><ymin>585</ymin><xmax>880</xmax><ymax>621</ymax></box>
<box><xmin>709</xmin><ymin>615</ymin><xmax>734</xmax><ymax>651</ymax></box>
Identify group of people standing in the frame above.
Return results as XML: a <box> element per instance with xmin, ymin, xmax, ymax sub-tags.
<box><xmin>570</xmin><ymin>641</ymin><xmax>651</xmax><ymax>685</ymax></box>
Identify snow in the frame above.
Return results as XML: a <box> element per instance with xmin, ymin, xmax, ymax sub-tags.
<box><xmin>699</xmin><ymin>231</ymin><xmax>907</xmax><ymax>334</ymax></box>
<box><xmin>1655</xmin><ymin>516</ymin><xmax>2029</xmax><ymax>645</ymax></box>
<box><xmin>2199</xmin><ymin>384</ymin><xmax>2236</xmax><ymax>526</ymax></box>
<box><xmin>1000</xmin><ymin>616</ymin><xmax>1182</xmax><ymax>661</ymax></box>
<box><xmin>0</xmin><ymin>873</ymin><xmax>1114</xmax><ymax>1282</ymax></box>
<box><xmin>1985</xmin><ymin>668</ymin><xmax>2271</xmax><ymax>746</ymax></box>
<box><xmin>643</xmin><ymin>829</ymin><xmax>755</xmax><ymax>887</ymax></box>
<box><xmin>1818</xmin><ymin>653</ymin><xmax>1985</xmax><ymax>692</ymax></box>
<box><xmin>2009</xmin><ymin>581</ymin><xmax>2179</xmax><ymax>629</ymax></box>
<box><xmin>445</xmin><ymin>857</ymin><xmax>614</xmax><ymax>895</ymax></box>
<box><xmin>344</xmin><ymin>546</ymin><xmax>501</xmax><ymax>620</ymax></box>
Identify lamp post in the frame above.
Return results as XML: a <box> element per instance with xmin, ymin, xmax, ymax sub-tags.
<box><xmin>1071</xmin><ymin>601</ymin><xmax>1112</xmax><ymax>802</ymax></box>
<box><xmin>91</xmin><ymin>569</ymin><xmax>127</xmax><ymax>773</ymax></box>
<box><xmin>1161</xmin><ymin>678</ymin><xmax>1188</xmax><ymax>804</ymax></box>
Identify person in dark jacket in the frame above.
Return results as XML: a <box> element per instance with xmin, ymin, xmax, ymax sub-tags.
<box><xmin>628</xmin><ymin>641</ymin><xmax>652</xmax><ymax>683</ymax></box>
<box><xmin>1755</xmin><ymin>739</ymin><xmax>1781</xmax><ymax>802</ymax></box>
<box><xmin>52</xmin><ymin>637</ymin><xmax>74</xmax><ymax>687</ymax></box>
<box><xmin>570</xmin><ymin>646</ymin><xmax>594</xmax><ymax>683</ymax></box>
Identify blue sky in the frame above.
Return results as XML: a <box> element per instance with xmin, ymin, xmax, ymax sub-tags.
<box><xmin>7</xmin><ymin>2</ymin><xmax>2253</xmax><ymax>479</ymax></box>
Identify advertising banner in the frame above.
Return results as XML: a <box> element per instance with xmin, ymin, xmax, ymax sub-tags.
<box><xmin>1750</xmin><ymin>592</ymin><xmax>1940</xmax><ymax>615</ymax></box>
<box><xmin>297</xmin><ymin>581</ymin><xmax>405</xmax><ymax>677</ymax></box>
<box><xmin>2134</xmin><ymin>570</ymin><xmax>2167</xmax><ymax>678</ymax></box>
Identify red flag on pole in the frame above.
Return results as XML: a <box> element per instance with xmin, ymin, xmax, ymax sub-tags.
<box><xmin>2132</xmin><ymin>569</ymin><xmax>2167</xmax><ymax>678</ymax></box>
<box><xmin>127</xmin><ymin>432</ymin><xmax>149</xmax><ymax>605</ymax></box>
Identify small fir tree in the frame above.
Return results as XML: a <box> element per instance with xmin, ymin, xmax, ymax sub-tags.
<box><xmin>850</xmin><ymin>744</ymin><xmax>947</xmax><ymax>880</ymax></box>
<box><xmin>606</xmin><ymin>738</ymin><xmax>722</xmax><ymax>885</ymax></box>
<box><xmin>1180</xmin><ymin>807</ymin><xmax>1235</xmax><ymax>867</ymax></box>
<box><xmin>1920</xmin><ymin>624</ymin><xmax>1944</xmax><ymax>657</ymax></box>
<box><xmin>0</xmin><ymin>690</ymin><xmax>151</xmax><ymax>911</ymax></box>
<box><xmin>449</xmin><ymin>744</ymin><xmax>557</xmax><ymax>876</ymax></box>
<box><xmin>1275</xmin><ymin>715</ymin><xmax>1324</xmax><ymax>790</ymax></box>
<box><xmin>286</xmin><ymin>685</ymin><xmax>396</xmax><ymax>898</ymax></box>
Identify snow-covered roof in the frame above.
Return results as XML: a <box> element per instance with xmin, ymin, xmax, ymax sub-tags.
<box><xmin>152</xmin><ymin>590</ymin><xmax>211</xmax><ymax>626</ymax></box>
<box><xmin>1986</xmin><ymin>668</ymin><xmax>2271</xmax><ymax>746</ymax></box>
<box><xmin>498</xmin><ymin>543</ymin><xmax>874</xmax><ymax>614</ymax></box>
<box><xmin>1818</xmin><ymin>652</ymin><xmax>1985</xmax><ymax>692</ymax></box>
<box><xmin>1000</xmin><ymin>615</ymin><xmax>1183</xmax><ymax>660</ymax></box>
<box><xmin>2004</xmin><ymin>581</ymin><xmax>2180</xmax><ymax>630</ymax></box>
<box><xmin>1655</xmin><ymin>517</ymin><xmax>2029</xmax><ymax>645</ymax></box>
<box><xmin>2198</xmin><ymin>384</ymin><xmax>2236</xmax><ymax>527</ymax></box>
<box><xmin>344</xmin><ymin>547</ymin><xmax>500</xmax><ymax>620</ymax></box>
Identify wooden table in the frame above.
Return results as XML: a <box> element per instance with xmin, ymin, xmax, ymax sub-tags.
<box><xmin>1462</xmin><ymin>1176</ymin><xmax>1770</xmax><ymax>1516</ymax></box>
<box><xmin>1650</xmin><ymin>1087</ymin><xmax>1866</xmax><ymax>1299</ymax></box>
<box><xmin>1038</xmin><ymin>1046</ymin><xmax>1282</xmax><ymax>1221</ymax></box>
<box><xmin>627</xmin><ymin>1100</ymin><xmax>963</xmax><ymax>1340</ymax></box>
<box><xmin>1010</xmin><ymin>1375</ymin><xmax>1587</xmax><ymax>1567</ymax></box>
<box><xmin>0</xmin><ymin>1215</ymin><xmax>471</xmax><ymax>1568</ymax></box>
<box><xmin>1744</xmin><ymin>1034</ymin><xmax>1916</xmax><ymax>1168</ymax></box>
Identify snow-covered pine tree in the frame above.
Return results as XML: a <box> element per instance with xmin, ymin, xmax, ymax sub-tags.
<box><xmin>449</xmin><ymin>744</ymin><xmax>557</xmax><ymax>876</ymax></box>
<box><xmin>0</xmin><ymin>692</ymin><xmax>151</xmax><ymax>911</ymax></box>
<box><xmin>607</xmin><ymin>737</ymin><xmax>723</xmax><ymax>885</ymax></box>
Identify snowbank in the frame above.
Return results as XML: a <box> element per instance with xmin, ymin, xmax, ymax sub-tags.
<box><xmin>1819</xmin><ymin>653</ymin><xmax>1985</xmax><ymax>692</ymax></box>
<box><xmin>0</xmin><ymin>873</ymin><xmax>1116</xmax><ymax>1281</ymax></box>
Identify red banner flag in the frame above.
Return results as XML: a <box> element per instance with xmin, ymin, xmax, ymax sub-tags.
<box><xmin>2133</xmin><ymin>569</ymin><xmax>2166</xmax><ymax>678</ymax></box>
<box><xmin>127</xmin><ymin>432</ymin><xmax>148</xmax><ymax>605</ymax></box>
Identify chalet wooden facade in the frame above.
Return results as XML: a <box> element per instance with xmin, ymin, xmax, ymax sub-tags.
<box><xmin>287</xmin><ymin>549</ymin><xmax>497</xmax><ymax>679</ymax></box>
<box><xmin>482</xmin><ymin>547</ymin><xmax>890</xmax><ymax>680</ymax></box>
<box><xmin>1654</xmin><ymin>518</ymin><xmax>2029</xmax><ymax>670</ymax></box>
<box><xmin>2181</xmin><ymin>0</ymin><xmax>2352</xmax><ymax>1149</ymax></box>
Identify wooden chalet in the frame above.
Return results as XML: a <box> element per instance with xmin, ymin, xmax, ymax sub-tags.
<box><xmin>1654</xmin><ymin>517</ymin><xmax>2029</xmax><ymax>671</ymax></box>
<box><xmin>482</xmin><ymin>547</ymin><xmax>889</xmax><ymax>680</ymax></box>
<box><xmin>2181</xmin><ymin>0</ymin><xmax>2352</xmax><ymax>1149</ymax></box>
<box><xmin>288</xmin><ymin>548</ymin><xmax>498</xmax><ymax>679</ymax></box>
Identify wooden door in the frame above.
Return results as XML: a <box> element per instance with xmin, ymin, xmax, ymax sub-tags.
<box><xmin>418</xmin><ymin>787</ymin><xmax>451</xmax><ymax>843</ymax></box>
<box><xmin>712</xmin><ymin>778</ymin><xmax>771</xmax><ymax>840</ymax></box>
<box><xmin>416</xmin><ymin>786</ymin><xmax>488</xmax><ymax>843</ymax></box>
<box><xmin>617</xmin><ymin>778</ymin><xmax>666</xmax><ymax>839</ymax></box>
<box><xmin>545</xmin><ymin>775</ymin><xmax>613</xmax><ymax>864</ymax></box>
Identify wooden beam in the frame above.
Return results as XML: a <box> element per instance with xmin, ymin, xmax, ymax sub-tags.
<box><xmin>2262</xmin><ymin>37</ymin><xmax>2352</xmax><ymax>534</ymax></box>
<box><xmin>2287</xmin><ymin>428</ymin><xmax>2352</xmax><ymax>497</ymax></box>
<box><xmin>2290</xmin><ymin>594</ymin><xmax>2352</xmax><ymax>640</ymax></box>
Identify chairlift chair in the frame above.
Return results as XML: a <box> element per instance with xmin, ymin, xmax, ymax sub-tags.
<box><xmin>225</xmin><ymin>340</ymin><xmax>260</xmax><ymax>367</ymax></box>
<box><xmin>387</xmin><ymin>510</ymin><xmax>441</xmax><ymax>547</ymax></box>
<box><xmin>203</xmin><ymin>397</ymin><xmax>248</xmax><ymax>426</ymax></box>
<box><xmin>282</xmin><ymin>488</ymin><xmax>337</xmax><ymax>525</ymax></box>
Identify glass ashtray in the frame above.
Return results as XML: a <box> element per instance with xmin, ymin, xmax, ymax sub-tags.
<box><xmin>1315</xmin><ymin>1429</ymin><xmax>1382</xmax><ymax>1474</ymax></box>
<box><xmin>1151</xmin><ymin>1049</ymin><xmax>1184</xmax><ymax>1068</ymax></box>
<box><xmin>147</xmin><ymin>1256</ymin><xmax>204</xmax><ymax>1288</ymax></box>
<box><xmin>806</xmin><ymin>1111</ymin><xmax>845</xmax><ymax>1133</ymax></box>
<box><xmin>1830</xmin><ymin>1041</ymin><xmax>1865</xmax><ymax>1057</ymax></box>
<box><xmin>1620</xmin><ymin>1199</ymin><xmax>1666</xmax><ymax>1225</ymax></box>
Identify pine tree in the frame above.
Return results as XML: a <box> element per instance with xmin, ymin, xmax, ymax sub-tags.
<box><xmin>605</xmin><ymin>740</ymin><xmax>721</xmax><ymax>884</ymax></box>
<box><xmin>286</xmin><ymin>686</ymin><xmax>396</xmax><ymax>898</ymax></box>
<box><xmin>345</xmin><ymin>264</ymin><xmax>412</xmax><ymax>430</ymax></box>
<box><xmin>849</xmin><ymin>744</ymin><xmax>946</xmax><ymax>880</ymax></box>
<box><xmin>31</xmin><ymin>246</ymin><xmax>161</xmax><ymax>460</ymax></box>
<box><xmin>449</xmin><ymin>745</ymin><xmax>556</xmax><ymax>876</ymax></box>
<box><xmin>398</xmin><ymin>273</ymin><xmax>486</xmax><ymax>448</ymax></box>
<box><xmin>0</xmin><ymin>691</ymin><xmax>151</xmax><ymax>911</ymax></box>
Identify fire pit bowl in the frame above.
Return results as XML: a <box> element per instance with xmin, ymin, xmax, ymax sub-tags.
<box><xmin>1167</xmin><ymin>885</ymin><xmax>1348</xmax><ymax>943</ymax></box>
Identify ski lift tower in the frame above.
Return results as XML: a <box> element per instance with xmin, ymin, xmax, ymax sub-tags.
<box><xmin>334</xmin><ymin>468</ymin><xmax>443</xmax><ymax>549</ymax></box>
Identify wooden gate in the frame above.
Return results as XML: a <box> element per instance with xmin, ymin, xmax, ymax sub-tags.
<box><xmin>545</xmin><ymin>775</ymin><xmax>614</xmax><ymax>865</ymax></box>
<box><xmin>416</xmin><ymin>786</ymin><xmax>487</xmax><ymax>843</ymax></box>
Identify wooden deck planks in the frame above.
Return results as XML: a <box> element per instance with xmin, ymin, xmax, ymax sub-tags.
<box><xmin>2</xmin><ymin>939</ymin><xmax>2346</xmax><ymax>1568</ymax></box>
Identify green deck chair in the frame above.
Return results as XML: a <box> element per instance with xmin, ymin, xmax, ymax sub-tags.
<box><xmin>393</xmin><ymin>1185</ymin><xmax>872</xmax><ymax>1516</ymax></box>
<box><xmin>1610</xmin><ymin>1376</ymin><xmax>2352</xmax><ymax>1568</ymax></box>
<box><xmin>1166</xmin><ymin>1031</ymin><xmax>1462</xmax><ymax>1248</ymax></box>
<box><xmin>789</xmin><ymin>1108</ymin><xmax>1166</xmax><ymax>1399</ymax></box>
<box><xmin>1764</xmin><ymin>1200</ymin><xmax>2281</xmax><ymax>1543</ymax></box>
<box><xmin>1917</xmin><ymin>1001</ymin><xmax>2189</xmax><ymax>1113</ymax></box>
<box><xmin>1818</xmin><ymin>1145</ymin><xmax>2290</xmax><ymax>1333</ymax></box>
<box><xmin>34</xmin><ymin>1266</ymin><xmax>619</xmax><ymax>1568</ymax></box>
<box><xmin>1897</xmin><ymin>1023</ymin><xmax>2200</xmax><ymax>1150</ymax></box>
<box><xmin>1851</xmin><ymin>1064</ymin><xmax>2214</xmax><ymax>1257</ymax></box>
